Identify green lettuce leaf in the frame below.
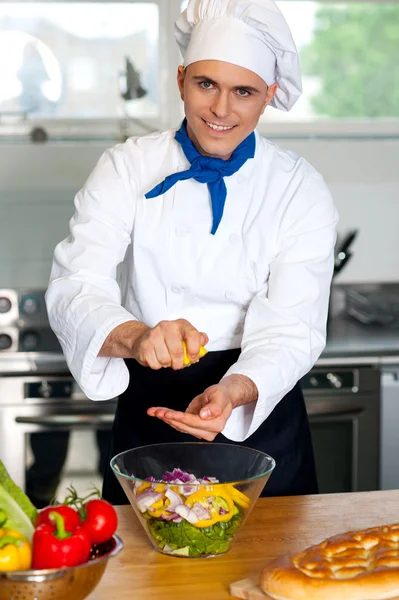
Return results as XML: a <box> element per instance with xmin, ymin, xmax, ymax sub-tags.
<box><xmin>147</xmin><ymin>508</ymin><xmax>243</xmax><ymax>557</ymax></box>
<box><xmin>0</xmin><ymin>460</ymin><xmax>37</xmax><ymax>541</ymax></box>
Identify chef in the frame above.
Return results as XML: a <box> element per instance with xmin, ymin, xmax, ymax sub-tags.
<box><xmin>46</xmin><ymin>0</ymin><xmax>338</xmax><ymax>504</ymax></box>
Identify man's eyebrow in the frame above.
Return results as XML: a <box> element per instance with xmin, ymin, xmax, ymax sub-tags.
<box><xmin>191</xmin><ymin>75</ymin><xmax>261</xmax><ymax>93</ymax></box>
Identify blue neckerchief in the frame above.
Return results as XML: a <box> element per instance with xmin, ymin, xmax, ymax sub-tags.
<box><xmin>145</xmin><ymin>119</ymin><xmax>256</xmax><ymax>235</ymax></box>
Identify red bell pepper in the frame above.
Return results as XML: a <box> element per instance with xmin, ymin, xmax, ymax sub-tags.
<box><xmin>35</xmin><ymin>505</ymin><xmax>81</xmax><ymax>532</ymax></box>
<box><xmin>32</xmin><ymin>511</ymin><xmax>91</xmax><ymax>570</ymax></box>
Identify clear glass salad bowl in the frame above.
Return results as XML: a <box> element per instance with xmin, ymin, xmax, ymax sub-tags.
<box><xmin>110</xmin><ymin>442</ymin><xmax>275</xmax><ymax>558</ymax></box>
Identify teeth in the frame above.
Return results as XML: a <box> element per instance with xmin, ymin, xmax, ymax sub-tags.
<box><xmin>206</xmin><ymin>121</ymin><xmax>233</xmax><ymax>131</ymax></box>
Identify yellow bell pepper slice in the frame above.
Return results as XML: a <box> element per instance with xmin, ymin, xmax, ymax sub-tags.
<box><xmin>136</xmin><ymin>482</ymin><xmax>151</xmax><ymax>494</ymax></box>
<box><xmin>185</xmin><ymin>486</ymin><xmax>236</xmax><ymax>528</ymax></box>
<box><xmin>137</xmin><ymin>481</ymin><xmax>165</xmax><ymax>494</ymax></box>
<box><xmin>0</xmin><ymin>529</ymin><xmax>32</xmax><ymax>572</ymax></box>
<box><xmin>182</xmin><ymin>341</ymin><xmax>208</xmax><ymax>366</ymax></box>
<box><xmin>224</xmin><ymin>484</ymin><xmax>251</xmax><ymax>509</ymax></box>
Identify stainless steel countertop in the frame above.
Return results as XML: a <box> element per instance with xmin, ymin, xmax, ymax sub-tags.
<box><xmin>317</xmin><ymin>284</ymin><xmax>399</xmax><ymax>367</ymax></box>
<box><xmin>318</xmin><ymin>316</ymin><xmax>399</xmax><ymax>366</ymax></box>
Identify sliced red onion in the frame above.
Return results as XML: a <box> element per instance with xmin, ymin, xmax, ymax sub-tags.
<box><xmin>177</xmin><ymin>485</ymin><xmax>197</xmax><ymax>497</ymax></box>
<box><xmin>219</xmin><ymin>507</ymin><xmax>229</xmax><ymax>515</ymax></box>
<box><xmin>192</xmin><ymin>502</ymin><xmax>211</xmax><ymax>521</ymax></box>
<box><xmin>133</xmin><ymin>480</ymin><xmax>142</xmax><ymax>493</ymax></box>
<box><xmin>160</xmin><ymin>512</ymin><xmax>183</xmax><ymax>523</ymax></box>
<box><xmin>165</xmin><ymin>489</ymin><xmax>182</xmax><ymax>511</ymax></box>
<box><xmin>163</xmin><ymin>512</ymin><xmax>180</xmax><ymax>521</ymax></box>
<box><xmin>171</xmin><ymin>468</ymin><xmax>192</xmax><ymax>482</ymax></box>
<box><xmin>144</xmin><ymin>468</ymin><xmax>220</xmax><ymax>487</ymax></box>
<box><xmin>172</xmin><ymin>516</ymin><xmax>183</xmax><ymax>523</ymax></box>
<box><xmin>200</xmin><ymin>476</ymin><xmax>219</xmax><ymax>484</ymax></box>
<box><xmin>161</xmin><ymin>471</ymin><xmax>175</xmax><ymax>483</ymax></box>
<box><xmin>135</xmin><ymin>490</ymin><xmax>162</xmax><ymax>513</ymax></box>
<box><xmin>175</xmin><ymin>504</ymin><xmax>199</xmax><ymax>524</ymax></box>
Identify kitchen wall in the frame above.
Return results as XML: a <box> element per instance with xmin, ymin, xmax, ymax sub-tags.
<box><xmin>0</xmin><ymin>135</ymin><xmax>398</xmax><ymax>288</ymax></box>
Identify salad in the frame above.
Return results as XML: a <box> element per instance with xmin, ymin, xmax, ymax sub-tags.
<box><xmin>132</xmin><ymin>468</ymin><xmax>251</xmax><ymax>557</ymax></box>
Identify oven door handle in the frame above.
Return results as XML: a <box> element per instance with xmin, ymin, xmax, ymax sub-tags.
<box><xmin>306</xmin><ymin>404</ymin><xmax>364</xmax><ymax>418</ymax></box>
<box><xmin>15</xmin><ymin>414</ymin><xmax>114</xmax><ymax>427</ymax></box>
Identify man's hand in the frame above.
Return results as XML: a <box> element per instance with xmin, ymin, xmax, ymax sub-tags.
<box><xmin>147</xmin><ymin>374</ymin><xmax>258</xmax><ymax>440</ymax></box>
<box><xmin>99</xmin><ymin>319</ymin><xmax>208</xmax><ymax>370</ymax></box>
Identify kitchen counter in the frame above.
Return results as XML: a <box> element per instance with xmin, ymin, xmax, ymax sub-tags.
<box><xmin>320</xmin><ymin>314</ymin><xmax>399</xmax><ymax>365</ymax></box>
<box><xmin>88</xmin><ymin>490</ymin><xmax>399</xmax><ymax>600</ymax></box>
<box><xmin>316</xmin><ymin>284</ymin><xmax>399</xmax><ymax>365</ymax></box>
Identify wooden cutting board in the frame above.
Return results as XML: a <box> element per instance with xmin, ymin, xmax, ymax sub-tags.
<box><xmin>229</xmin><ymin>576</ymin><xmax>273</xmax><ymax>600</ymax></box>
<box><xmin>229</xmin><ymin>577</ymin><xmax>399</xmax><ymax>600</ymax></box>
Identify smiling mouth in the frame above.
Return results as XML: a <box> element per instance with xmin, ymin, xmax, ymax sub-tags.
<box><xmin>203</xmin><ymin>119</ymin><xmax>236</xmax><ymax>132</ymax></box>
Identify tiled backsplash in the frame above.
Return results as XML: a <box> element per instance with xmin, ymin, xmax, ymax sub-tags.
<box><xmin>1</xmin><ymin>137</ymin><xmax>398</xmax><ymax>289</ymax></box>
<box><xmin>1</xmin><ymin>189</ymin><xmax>72</xmax><ymax>287</ymax></box>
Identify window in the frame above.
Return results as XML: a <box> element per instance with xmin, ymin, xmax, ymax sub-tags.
<box><xmin>264</xmin><ymin>1</ymin><xmax>399</xmax><ymax>124</ymax></box>
<box><xmin>1</xmin><ymin>0</ymin><xmax>398</xmax><ymax>138</ymax></box>
<box><xmin>0</xmin><ymin>2</ymin><xmax>160</xmax><ymax>127</ymax></box>
<box><xmin>180</xmin><ymin>0</ymin><xmax>399</xmax><ymax>133</ymax></box>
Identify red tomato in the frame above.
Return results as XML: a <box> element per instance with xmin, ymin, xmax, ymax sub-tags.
<box><xmin>35</xmin><ymin>505</ymin><xmax>81</xmax><ymax>532</ymax></box>
<box><xmin>81</xmin><ymin>499</ymin><xmax>118</xmax><ymax>545</ymax></box>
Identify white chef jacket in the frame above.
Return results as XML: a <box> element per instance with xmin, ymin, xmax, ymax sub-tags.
<box><xmin>46</xmin><ymin>128</ymin><xmax>339</xmax><ymax>442</ymax></box>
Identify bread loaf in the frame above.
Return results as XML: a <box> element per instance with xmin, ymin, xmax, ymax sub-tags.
<box><xmin>260</xmin><ymin>523</ymin><xmax>399</xmax><ymax>600</ymax></box>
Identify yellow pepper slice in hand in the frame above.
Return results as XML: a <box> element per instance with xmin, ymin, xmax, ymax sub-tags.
<box><xmin>0</xmin><ymin>529</ymin><xmax>32</xmax><ymax>572</ymax></box>
<box><xmin>182</xmin><ymin>341</ymin><xmax>208</xmax><ymax>366</ymax></box>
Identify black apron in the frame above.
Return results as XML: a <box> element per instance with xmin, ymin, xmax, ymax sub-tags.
<box><xmin>102</xmin><ymin>349</ymin><xmax>318</xmax><ymax>505</ymax></box>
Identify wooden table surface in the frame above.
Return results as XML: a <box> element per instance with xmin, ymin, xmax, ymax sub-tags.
<box><xmin>88</xmin><ymin>490</ymin><xmax>399</xmax><ymax>600</ymax></box>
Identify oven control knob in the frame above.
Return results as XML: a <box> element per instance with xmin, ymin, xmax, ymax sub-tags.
<box><xmin>327</xmin><ymin>372</ymin><xmax>343</xmax><ymax>389</ymax></box>
<box><xmin>0</xmin><ymin>297</ymin><xmax>12</xmax><ymax>314</ymax></box>
<box><xmin>21</xmin><ymin>331</ymin><xmax>40</xmax><ymax>352</ymax></box>
<box><xmin>21</xmin><ymin>296</ymin><xmax>39</xmax><ymax>315</ymax></box>
<box><xmin>0</xmin><ymin>334</ymin><xmax>12</xmax><ymax>350</ymax></box>
<box><xmin>309</xmin><ymin>376</ymin><xmax>319</xmax><ymax>387</ymax></box>
<box><xmin>38</xmin><ymin>380</ymin><xmax>52</xmax><ymax>398</ymax></box>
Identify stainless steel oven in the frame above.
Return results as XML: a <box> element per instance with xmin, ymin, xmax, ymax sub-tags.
<box><xmin>301</xmin><ymin>365</ymin><xmax>380</xmax><ymax>493</ymax></box>
<box><xmin>0</xmin><ymin>372</ymin><xmax>116</xmax><ymax>492</ymax></box>
<box><xmin>0</xmin><ymin>288</ymin><xmax>117</xmax><ymax>506</ymax></box>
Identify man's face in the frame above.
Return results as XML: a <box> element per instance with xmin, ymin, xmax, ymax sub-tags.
<box><xmin>177</xmin><ymin>60</ymin><xmax>277</xmax><ymax>160</ymax></box>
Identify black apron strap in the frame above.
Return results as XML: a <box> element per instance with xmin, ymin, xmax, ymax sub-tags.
<box><xmin>102</xmin><ymin>350</ymin><xmax>318</xmax><ymax>504</ymax></box>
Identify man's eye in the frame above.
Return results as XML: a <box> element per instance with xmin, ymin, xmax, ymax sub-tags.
<box><xmin>237</xmin><ymin>89</ymin><xmax>250</xmax><ymax>97</ymax></box>
<box><xmin>200</xmin><ymin>81</ymin><xmax>213</xmax><ymax>89</ymax></box>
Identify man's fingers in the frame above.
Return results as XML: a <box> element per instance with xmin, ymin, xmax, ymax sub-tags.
<box><xmin>147</xmin><ymin>407</ymin><xmax>170</xmax><ymax>418</ymax></box>
<box><xmin>199</xmin><ymin>402</ymin><xmax>223</xmax><ymax>420</ymax></box>
<box><xmin>164</xmin><ymin>334</ymin><xmax>185</xmax><ymax>370</ymax></box>
<box><xmin>184</xmin><ymin>329</ymin><xmax>202</xmax><ymax>361</ymax></box>
<box><xmin>200</xmin><ymin>332</ymin><xmax>209</xmax><ymax>347</ymax></box>
<box><xmin>161</xmin><ymin>419</ymin><xmax>216</xmax><ymax>441</ymax></box>
<box><xmin>143</xmin><ymin>347</ymin><xmax>163</xmax><ymax>370</ymax></box>
<box><xmin>149</xmin><ymin>407</ymin><xmax>224</xmax><ymax>432</ymax></box>
<box><xmin>146</xmin><ymin>408</ymin><xmax>216</xmax><ymax>440</ymax></box>
<box><xmin>185</xmin><ymin>394</ymin><xmax>203</xmax><ymax>414</ymax></box>
<box><xmin>153</xmin><ymin>340</ymin><xmax>173</xmax><ymax>368</ymax></box>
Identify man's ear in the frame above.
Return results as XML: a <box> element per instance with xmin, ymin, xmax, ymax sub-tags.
<box><xmin>260</xmin><ymin>83</ymin><xmax>278</xmax><ymax>115</ymax></box>
<box><xmin>177</xmin><ymin>65</ymin><xmax>186</xmax><ymax>101</ymax></box>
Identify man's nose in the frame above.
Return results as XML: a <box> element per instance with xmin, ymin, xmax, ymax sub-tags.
<box><xmin>210</xmin><ymin>91</ymin><xmax>231</xmax><ymax>119</ymax></box>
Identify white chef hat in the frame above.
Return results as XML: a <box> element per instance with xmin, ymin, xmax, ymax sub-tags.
<box><xmin>175</xmin><ymin>0</ymin><xmax>302</xmax><ymax>111</ymax></box>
